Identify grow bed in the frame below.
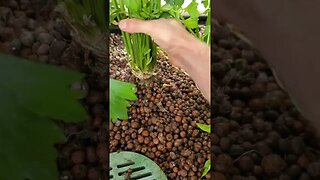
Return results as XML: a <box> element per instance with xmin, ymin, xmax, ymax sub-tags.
<box><xmin>109</xmin><ymin>33</ymin><xmax>211</xmax><ymax>179</ymax></box>
<box><xmin>0</xmin><ymin>0</ymin><xmax>107</xmax><ymax>179</ymax></box>
<box><xmin>211</xmin><ymin>22</ymin><xmax>320</xmax><ymax>179</ymax></box>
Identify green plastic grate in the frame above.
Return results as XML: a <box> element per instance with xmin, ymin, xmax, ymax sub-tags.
<box><xmin>110</xmin><ymin>151</ymin><xmax>167</xmax><ymax>180</ymax></box>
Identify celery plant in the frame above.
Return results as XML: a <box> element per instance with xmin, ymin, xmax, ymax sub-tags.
<box><xmin>110</xmin><ymin>0</ymin><xmax>161</xmax><ymax>79</ymax></box>
<box><xmin>110</xmin><ymin>0</ymin><xmax>211</xmax><ymax>79</ymax></box>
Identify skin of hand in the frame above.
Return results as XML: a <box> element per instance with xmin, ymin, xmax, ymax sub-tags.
<box><xmin>214</xmin><ymin>1</ymin><xmax>320</xmax><ymax>132</ymax></box>
<box><xmin>119</xmin><ymin>18</ymin><xmax>211</xmax><ymax>103</ymax></box>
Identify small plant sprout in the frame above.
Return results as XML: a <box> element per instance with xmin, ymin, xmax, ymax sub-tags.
<box><xmin>201</xmin><ymin>159</ymin><xmax>211</xmax><ymax>178</ymax></box>
<box><xmin>197</xmin><ymin>123</ymin><xmax>210</xmax><ymax>133</ymax></box>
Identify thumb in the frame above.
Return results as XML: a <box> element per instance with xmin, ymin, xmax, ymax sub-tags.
<box><xmin>119</xmin><ymin>18</ymin><xmax>153</xmax><ymax>35</ymax></box>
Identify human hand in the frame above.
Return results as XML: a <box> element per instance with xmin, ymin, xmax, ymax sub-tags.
<box><xmin>119</xmin><ymin>18</ymin><xmax>187</xmax><ymax>51</ymax></box>
<box><xmin>118</xmin><ymin>18</ymin><xmax>208</xmax><ymax>70</ymax></box>
<box><xmin>119</xmin><ymin>18</ymin><xmax>211</xmax><ymax>103</ymax></box>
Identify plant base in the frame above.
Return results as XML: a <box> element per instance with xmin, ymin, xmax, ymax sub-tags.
<box><xmin>128</xmin><ymin>61</ymin><xmax>157</xmax><ymax>80</ymax></box>
<box><xmin>131</xmin><ymin>68</ymin><xmax>156</xmax><ymax>80</ymax></box>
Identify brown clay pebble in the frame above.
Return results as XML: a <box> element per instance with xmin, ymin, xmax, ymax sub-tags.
<box><xmin>175</xmin><ymin>116</ymin><xmax>182</xmax><ymax>122</ymax></box>
<box><xmin>71</xmin><ymin>164</ymin><xmax>87</xmax><ymax>179</ymax></box>
<box><xmin>131</xmin><ymin>122</ymin><xmax>139</xmax><ymax>129</ymax></box>
<box><xmin>214</xmin><ymin>123</ymin><xmax>230</xmax><ymax>137</ymax></box>
<box><xmin>307</xmin><ymin>161</ymin><xmax>320</xmax><ymax>177</ymax></box>
<box><xmin>71</xmin><ymin>150</ymin><xmax>85</xmax><ymax>164</ymax></box>
<box><xmin>253</xmin><ymin>165</ymin><xmax>263</xmax><ymax>176</ymax></box>
<box><xmin>180</xmin><ymin>131</ymin><xmax>186</xmax><ymax>138</ymax></box>
<box><xmin>87</xmin><ymin>167</ymin><xmax>101</xmax><ymax>180</ymax></box>
<box><xmin>96</xmin><ymin>143</ymin><xmax>107</xmax><ymax>163</ymax></box>
<box><xmin>297</xmin><ymin>154</ymin><xmax>310</xmax><ymax>169</ymax></box>
<box><xmin>214</xmin><ymin>154</ymin><xmax>233</xmax><ymax>173</ymax></box>
<box><xmin>178</xmin><ymin>169</ymin><xmax>188</xmax><ymax>177</ymax></box>
<box><xmin>142</xmin><ymin>130</ymin><xmax>149</xmax><ymax>137</ymax></box>
<box><xmin>166</xmin><ymin>134</ymin><xmax>173</xmax><ymax>141</ymax></box>
<box><xmin>181</xmin><ymin>149</ymin><xmax>192</xmax><ymax>157</ymax></box>
<box><xmin>220</xmin><ymin>137</ymin><xmax>231</xmax><ymax>151</ymax></box>
<box><xmin>158</xmin><ymin>144</ymin><xmax>165</xmax><ymax>152</ymax></box>
<box><xmin>138</xmin><ymin>135</ymin><xmax>144</xmax><ymax>144</ymax></box>
<box><xmin>86</xmin><ymin>147</ymin><xmax>97</xmax><ymax>163</ymax></box>
<box><xmin>144</xmin><ymin>137</ymin><xmax>150</xmax><ymax>144</ymax></box>
<box><xmin>166</xmin><ymin>142</ymin><xmax>173</xmax><ymax>149</ymax></box>
<box><xmin>173</xmin><ymin>167</ymin><xmax>178</xmax><ymax>173</ymax></box>
<box><xmin>170</xmin><ymin>152</ymin><xmax>177</xmax><ymax>160</ymax></box>
<box><xmin>114</xmin><ymin>133</ymin><xmax>121</xmax><ymax>140</ymax></box>
<box><xmin>212</xmin><ymin>172</ymin><xmax>227</xmax><ymax>180</ymax></box>
<box><xmin>192</xmin><ymin>110</ymin><xmax>199</xmax><ymax>117</ymax></box>
<box><xmin>238</xmin><ymin>155</ymin><xmax>254</xmax><ymax>172</ymax></box>
<box><xmin>174</xmin><ymin>139</ymin><xmax>182</xmax><ymax>147</ymax></box>
<box><xmin>153</xmin><ymin>138</ymin><xmax>159</xmax><ymax>144</ymax></box>
<box><xmin>261</xmin><ymin>154</ymin><xmax>286</xmax><ymax>177</ymax></box>
<box><xmin>127</xmin><ymin>143</ymin><xmax>134</xmax><ymax>149</ymax></box>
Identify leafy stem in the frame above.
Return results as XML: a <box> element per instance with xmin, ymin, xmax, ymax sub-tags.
<box><xmin>110</xmin><ymin>0</ymin><xmax>160</xmax><ymax>78</ymax></box>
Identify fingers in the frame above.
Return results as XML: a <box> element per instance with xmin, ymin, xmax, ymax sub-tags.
<box><xmin>119</xmin><ymin>19</ymin><xmax>153</xmax><ymax>35</ymax></box>
<box><xmin>118</xmin><ymin>18</ymin><xmax>191</xmax><ymax>53</ymax></box>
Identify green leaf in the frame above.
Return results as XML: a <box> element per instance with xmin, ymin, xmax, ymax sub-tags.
<box><xmin>202</xmin><ymin>9</ymin><xmax>211</xmax><ymax>44</ymax></box>
<box><xmin>165</xmin><ymin>0</ymin><xmax>184</xmax><ymax>7</ymax></box>
<box><xmin>140</xmin><ymin>9</ymin><xmax>151</xmax><ymax>19</ymax></box>
<box><xmin>202</xmin><ymin>24</ymin><xmax>211</xmax><ymax>44</ymax></box>
<box><xmin>174</xmin><ymin>0</ymin><xmax>184</xmax><ymax>7</ymax></box>
<box><xmin>160</xmin><ymin>12</ymin><xmax>174</xmax><ymax>18</ymax></box>
<box><xmin>203</xmin><ymin>9</ymin><xmax>209</xmax><ymax>15</ymax></box>
<box><xmin>183</xmin><ymin>17</ymin><xmax>199</xmax><ymax>29</ymax></box>
<box><xmin>0</xmin><ymin>54</ymin><xmax>88</xmax><ymax>180</ymax></box>
<box><xmin>161</xmin><ymin>3</ymin><xmax>173</xmax><ymax>11</ymax></box>
<box><xmin>197</xmin><ymin>123</ymin><xmax>211</xmax><ymax>133</ymax></box>
<box><xmin>201</xmin><ymin>0</ymin><xmax>209</xmax><ymax>8</ymax></box>
<box><xmin>165</xmin><ymin>0</ymin><xmax>174</xmax><ymax>5</ymax></box>
<box><xmin>123</xmin><ymin>0</ymin><xmax>141</xmax><ymax>13</ymax></box>
<box><xmin>91</xmin><ymin>0</ymin><xmax>107</xmax><ymax>31</ymax></box>
<box><xmin>110</xmin><ymin>79</ymin><xmax>137</xmax><ymax>122</ymax></box>
<box><xmin>185</xmin><ymin>0</ymin><xmax>199</xmax><ymax>18</ymax></box>
<box><xmin>160</xmin><ymin>4</ymin><xmax>177</xmax><ymax>18</ymax></box>
<box><xmin>201</xmin><ymin>160</ymin><xmax>211</xmax><ymax>178</ymax></box>
<box><xmin>110</xmin><ymin>9</ymin><xmax>123</xmax><ymax>24</ymax></box>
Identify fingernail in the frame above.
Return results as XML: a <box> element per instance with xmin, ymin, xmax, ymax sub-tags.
<box><xmin>119</xmin><ymin>20</ymin><xmax>127</xmax><ymax>29</ymax></box>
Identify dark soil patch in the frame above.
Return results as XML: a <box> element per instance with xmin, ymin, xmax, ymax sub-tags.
<box><xmin>212</xmin><ymin>22</ymin><xmax>320</xmax><ymax>179</ymax></box>
<box><xmin>109</xmin><ymin>34</ymin><xmax>211</xmax><ymax>179</ymax></box>
<box><xmin>0</xmin><ymin>0</ymin><xmax>107</xmax><ymax>179</ymax></box>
